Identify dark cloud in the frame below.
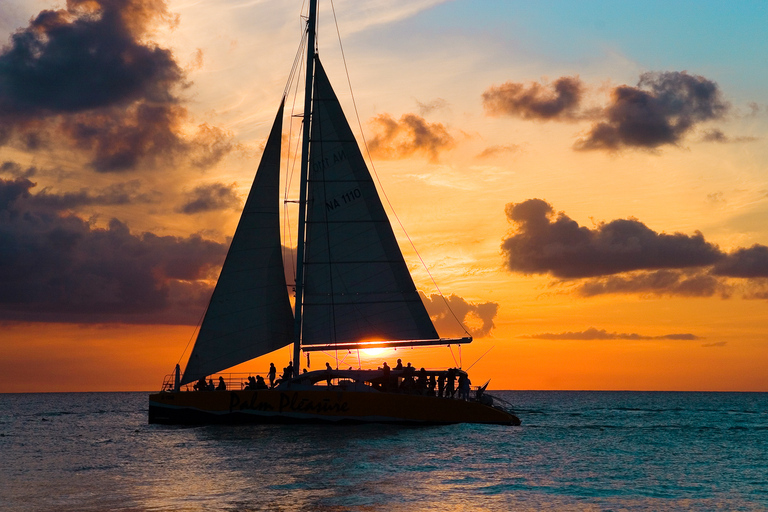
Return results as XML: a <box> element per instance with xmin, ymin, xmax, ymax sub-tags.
<box><xmin>575</xmin><ymin>270</ymin><xmax>729</xmax><ymax>298</ymax></box>
<box><xmin>0</xmin><ymin>176</ymin><xmax>227</xmax><ymax>323</ymax></box>
<box><xmin>713</xmin><ymin>245</ymin><xmax>768</xmax><ymax>278</ymax></box>
<box><xmin>368</xmin><ymin>113</ymin><xmax>454</xmax><ymax>162</ymax></box>
<box><xmin>0</xmin><ymin>0</ymin><xmax>233</xmax><ymax>171</ymax></box>
<box><xmin>29</xmin><ymin>180</ymin><xmax>160</xmax><ymax>210</ymax></box>
<box><xmin>575</xmin><ymin>71</ymin><xmax>729</xmax><ymax>151</ymax></box>
<box><xmin>482</xmin><ymin>76</ymin><xmax>584</xmax><ymax>121</ymax></box>
<box><xmin>523</xmin><ymin>327</ymin><xmax>701</xmax><ymax>340</ymax></box>
<box><xmin>0</xmin><ymin>161</ymin><xmax>37</xmax><ymax>178</ymax></box>
<box><xmin>420</xmin><ymin>292</ymin><xmax>498</xmax><ymax>338</ymax></box>
<box><xmin>180</xmin><ymin>182</ymin><xmax>241</xmax><ymax>214</ymax></box>
<box><xmin>502</xmin><ymin>198</ymin><xmax>722</xmax><ymax>278</ymax></box>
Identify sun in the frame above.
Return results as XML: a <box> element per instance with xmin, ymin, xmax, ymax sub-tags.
<box><xmin>361</xmin><ymin>348</ymin><xmax>388</xmax><ymax>357</ymax></box>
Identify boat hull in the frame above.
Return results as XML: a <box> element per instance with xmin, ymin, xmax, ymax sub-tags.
<box><xmin>148</xmin><ymin>389</ymin><xmax>520</xmax><ymax>426</ymax></box>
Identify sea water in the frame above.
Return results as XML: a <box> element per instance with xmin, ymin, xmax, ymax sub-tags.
<box><xmin>1</xmin><ymin>391</ymin><xmax>766</xmax><ymax>511</ymax></box>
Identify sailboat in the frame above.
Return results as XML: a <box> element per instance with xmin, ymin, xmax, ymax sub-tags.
<box><xmin>148</xmin><ymin>0</ymin><xmax>520</xmax><ymax>426</ymax></box>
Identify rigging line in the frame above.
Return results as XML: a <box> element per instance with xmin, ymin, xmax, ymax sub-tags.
<box><xmin>328</xmin><ymin>0</ymin><xmax>470</xmax><ymax>339</ymax></box>
<box><xmin>280</xmin><ymin>18</ymin><xmax>307</xmax><ymax>285</ymax></box>
<box><xmin>466</xmin><ymin>345</ymin><xmax>494</xmax><ymax>372</ymax></box>
<box><xmin>285</xmin><ymin>35</ymin><xmax>308</xmax><ymax>284</ymax></box>
<box><xmin>448</xmin><ymin>345</ymin><xmax>458</xmax><ymax>368</ymax></box>
<box><xmin>175</xmin><ymin>316</ymin><xmax>204</xmax><ymax>368</ymax></box>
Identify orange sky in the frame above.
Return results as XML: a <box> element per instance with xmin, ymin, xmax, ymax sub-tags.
<box><xmin>1</xmin><ymin>0</ymin><xmax>767</xmax><ymax>392</ymax></box>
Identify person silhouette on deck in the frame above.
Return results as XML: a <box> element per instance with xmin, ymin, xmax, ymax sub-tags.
<box><xmin>283</xmin><ymin>362</ymin><xmax>293</xmax><ymax>379</ymax></box>
<box><xmin>217</xmin><ymin>376</ymin><xmax>227</xmax><ymax>391</ymax></box>
<box><xmin>255</xmin><ymin>375</ymin><xmax>268</xmax><ymax>389</ymax></box>
<box><xmin>268</xmin><ymin>363</ymin><xmax>277</xmax><ymax>388</ymax></box>
<box><xmin>458</xmin><ymin>373</ymin><xmax>471</xmax><ymax>400</ymax></box>
<box><xmin>194</xmin><ymin>376</ymin><xmax>207</xmax><ymax>391</ymax></box>
<box><xmin>382</xmin><ymin>361</ymin><xmax>391</xmax><ymax>392</ymax></box>
<box><xmin>325</xmin><ymin>362</ymin><xmax>333</xmax><ymax>387</ymax></box>
<box><xmin>445</xmin><ymin>369</ymin><xmax>456</xmax><ymax>398</ymax></box>
<box><xmin>395</xmin><ymin>359</ymin><xmax>403</xmax><ymax>370</ymax></box>
<box><xmin>208</xmin><ymin>379</ymin><xmax>215</xmax><ymax>391</ymax></box>
<box><xmin>437</xmin><ymin>373</ymin><xmax>445</xmax><ymax>397</ymax></box>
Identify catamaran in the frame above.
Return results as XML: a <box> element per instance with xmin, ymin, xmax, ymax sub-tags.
<box><xmin>148</xmin><ymin>0</ymin><xmax>520</xmax><ymax>426</ymax></box>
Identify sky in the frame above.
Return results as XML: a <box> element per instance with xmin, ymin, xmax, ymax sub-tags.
<box><xmin>1</xmin><ymin>0</ymin><xmax>767</xmax><ymax>392</ymax></box>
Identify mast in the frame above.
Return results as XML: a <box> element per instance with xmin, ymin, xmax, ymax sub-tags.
<box><xmin>292</xmin><ymin>0</ymin><xmax>318</xmax><ymax>377</ymax></box>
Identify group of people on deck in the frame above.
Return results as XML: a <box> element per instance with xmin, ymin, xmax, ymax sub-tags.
<box><xmin>377</xmin><ymin>359</ymin><xmax>471</xmax><ymax>399</ymax></box>
<box><xmin>193</xmin><ymin>376</ymin><xmax>227</xmax><ymax>391</ymax></box>
<box><xmin>192</xmin><ymin>361</ymin><xmax>287</xmax><ymax>392</ymax></box>
<box><xmin>191</xmin><ymin>358</ymin><xmax>472</xmax><ymax>399</ymax></box>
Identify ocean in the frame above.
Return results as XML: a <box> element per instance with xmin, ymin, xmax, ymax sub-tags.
<box><xmin>1</xmin><ymin>391</ymin><xmax>766</xmax><ymax>511</ymax></box>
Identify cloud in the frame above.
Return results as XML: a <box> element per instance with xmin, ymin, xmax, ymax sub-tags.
<box><xmin>501</xmin><ymin>199</ymin><xmax>768</xmax><ymax>298</ymax></box>
<box><xmin>575</xmin><ymin>71</ymin><xmax>728</xmax><ymax>151</ymax></box>
<box><xmin>699</xmin><ymin>129</ymin><xmax>757</xmax><ymax>144</ymax></box>
<box><xmin>523</xmin><ymin>327</ymin><xmax>701</xmax><ymax>340</ymax></box>
<box><xmin>0</xmin><ymin>0</ymin><xmax>234</xmax><ymax>171</ymax></box>
<box><xmin>502</xmin><ymin>198</ymin><xmax>722</xmax><ymax>278</ymax></box>
<box><xmin>712</xmin><ymin>245</ymin><xmax>768</xmax><ymax>278</ymax></box>
<box><xmin>1</xmin><ymin>161</ymin><xmax>37</xmax><ymax>178</ymax></box>
<box><xmin>368</xmin><ymin>113</ymin><xmax>454</xmax><ymax>162</ymax></box>
<box><xmin>476</xmin><ymin>144</ymin><xmax>521</xmax><ymax>159</ymax></box>
<box><xmin>416</xmin><ymin>98</ymin><xmax>448</xmax><ymax>116</ymax></box>
<box><xmin>179</xmin><ymin>182</ymin><xmax>241</xmax><ymax>214</ymax></box>
<box><xmin>420</xmin><ymin>292</ymin><xmax>498</xmax><ymax>338</ymax></box>
<box><xmin>575</xmin><ymin>270</ymin><xmax>729</xmax><ymax>298</ymax></box>
<box><xmin>29</xmin><ymin>180</ymin><xmax>160</xmax><ymax>211</ymax></box>
<box><xmin>483</xmin><ymin>76</ymin><xmax>584</xmax><ymax>121</ymax></box>
<box><xmin>0</xmin><ymin>176</ymin><xmax>227</xmax><ymax>324</ymax></box>
<box><xmin>702</xmin><ymin>341</ymin><xmax>727</xmax><ymax>348</ymax></box>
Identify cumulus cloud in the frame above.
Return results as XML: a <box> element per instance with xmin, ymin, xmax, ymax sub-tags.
<box><xmin>712</xmin><ymin>245</ymin><xmax>768</xmax><ymax>278</ymax></box>
<box><xmin>501</xmin><ymin>198</ymin><xmax>768</xmax><ymax>298</ymax></box>
<box><xmin>523</xmin><ymin>327</ymin><xmax>701</xmax><ymax>340</ymax></box>
<box><xmin>368</xmin><ymin>113</ymin><xmax>454</xmax><ymax>162</ymax></box>
<box><xmin>0</xmin><ymin>0</ymin><xmax>234</xmax><ymax>171</ymax></box>
<box><xmin>0</xmin><ymin>176</ymin><xmax>227</xmax><ymax>323</ymax></box>
<box><xmin>420</xmin><ymin>292</ymin><xmax>498</xmax><ymax>338</ymax></box>
<box><xmin>180</xmin><ymin>182</ymin><xmax>241</xmax><ymax>214</ymax></box>
<box><xmin>502</xmin><ymin>198</ymin><xmax>722</xmax><ymax>278</ymax></box>
<box><xmin>483</xmin><ymin>71</ymin><xmax>736</xmax><ymax>151</ymax></box>
<box><xmin>575</xmin><ymin>71</ymin><xmax>729</xmax><ymax>151</ymax></box>
<box><xmin>483</xmin><ymin>76</ymin><xmax>584</xmax><ymax>121</ymax></box>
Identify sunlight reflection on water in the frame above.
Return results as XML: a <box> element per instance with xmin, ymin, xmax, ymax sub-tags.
<box><xmin>1</xmin><ymin>391</ymin><xmax>767</xmax><ymax>511</ymax></box>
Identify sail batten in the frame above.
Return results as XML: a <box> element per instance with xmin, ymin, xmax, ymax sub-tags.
<box><xmin>300</xmin><ymin>59</ymin><xmax>440</xmax><ymax>349</ymax></box>
<box><xmin>180</xmin><ymin>102</ymin><xmax>294</xmax><ymax>386</ymax></box>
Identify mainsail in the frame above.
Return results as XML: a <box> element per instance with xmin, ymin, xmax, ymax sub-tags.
<box><xmin>181</xmin><ymin>102</ymin><xmax>294</xmax><ymax>385</ymax></box>
<box><xmin>300</xmin><ymin>59</ymin><xmax>441</xmax><ymax>350</ymax></box>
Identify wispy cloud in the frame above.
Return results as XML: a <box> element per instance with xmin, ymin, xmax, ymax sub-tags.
<box><xmin>523</xmin><ymin>327</ymin><xmax>701</xmax><ymax>340</ymax></box>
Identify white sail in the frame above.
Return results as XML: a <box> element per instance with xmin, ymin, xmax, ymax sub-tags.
<box><xmin>181</xmin><ymin>102</ymin><xmax>294</xmax><ymax>385</ymax></box>
<box><xmin>300</xmin><ymin>59</ymin><xmax>440</xmax><ymax>350</ymax></box>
